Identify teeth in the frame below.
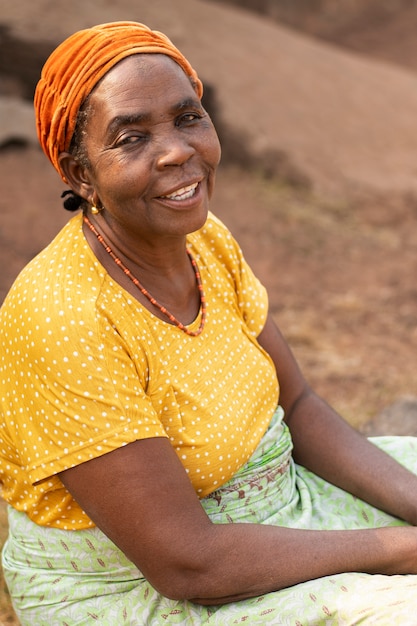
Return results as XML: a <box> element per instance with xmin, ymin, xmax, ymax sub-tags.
<box><xmin>162</xmin><ymin>182</ymin><xmax>198</xmax><ymax>200</ymax></box>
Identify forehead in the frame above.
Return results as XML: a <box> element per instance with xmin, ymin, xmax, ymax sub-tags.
<box><xmin>89</xmin><ymin>54</ymin><xmax>198</xmax><ymax>111</ymax></box>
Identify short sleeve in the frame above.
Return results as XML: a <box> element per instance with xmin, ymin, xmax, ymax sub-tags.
<box><xmin>189</xmin><ymin>213</ymin><xmax>269</xmax><ymax>337</ymax></box>
<box><xmin>0</xmin><ymin>224</ymin><xmax>167</xmax><ymax>487</ymax></box>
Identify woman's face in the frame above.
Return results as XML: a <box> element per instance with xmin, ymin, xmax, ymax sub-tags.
<box><xmin>82</xmin><ymin>54</ymin><xmax>221</xmax><ymax>244</ymax></box>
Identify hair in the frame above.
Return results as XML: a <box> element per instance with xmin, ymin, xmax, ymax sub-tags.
<box><xmin>61</xmin><ymin>98</ymin><xmax>92</xmax><ymax>211</ymax></box>
<box><xmin>69</xmin><ymin>98</ymin><xmax>92</xmax><ymax>168</ymax></box>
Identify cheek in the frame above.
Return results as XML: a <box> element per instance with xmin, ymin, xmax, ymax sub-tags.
<box><xmin>205</xmin><ymin>128</ymin><xmax>222</xmax><ymax>167</ymax></box>
<box><xmin>197</xmin><ymin>118</ymin><xmax>221</xmax><ymax>165</ymax></box>
<box><xmin>89</xmin><ymin>153</ymin><xmax>146</xmax><ymax>199</ymax></box>
<box><xmin>213</xmin><ymin>136</ymin><xmax>222</xmax><ymax>165</ymax></box>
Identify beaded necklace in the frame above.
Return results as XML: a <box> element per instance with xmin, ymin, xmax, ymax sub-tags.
<box><xmin>83</xmin><ymin>215</ymin><xmax>206</xmax><ymax>337</ymax></box>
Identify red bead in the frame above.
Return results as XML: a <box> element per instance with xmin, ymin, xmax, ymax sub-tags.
<box><xmin>84</xmin><ymin>215</ymin><xmax>206</xmax><ymax>336</ymax></box>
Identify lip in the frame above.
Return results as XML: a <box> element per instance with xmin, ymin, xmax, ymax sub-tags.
<box><xmin>158</xmin><ymin>177</ymin><xmax>202</xmax><ymax>198</ymax></box>
<box><xmin>155</xmin><ymin>179</ymin><xmax>203</xmax><ymax>208</ymax></box>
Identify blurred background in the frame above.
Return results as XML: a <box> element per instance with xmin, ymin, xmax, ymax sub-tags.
<box><xmin>2</xmin><ymin>0</ymin><xmax>417</xmax><ymax>620</ymax></box>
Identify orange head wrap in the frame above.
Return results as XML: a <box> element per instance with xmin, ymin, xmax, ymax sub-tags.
<box><xmin>34</xmin><ymin>21</ymin><xmax>203</xmax><ymax>181</ymax></box>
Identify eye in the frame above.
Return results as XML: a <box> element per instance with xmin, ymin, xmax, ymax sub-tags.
<box><xmin>114</xmin><ymin>132</ymin><xmax>146</xmax><ymax>148</ymax></box>
<box><xmin>176</xmin><ymin>112</ymin><xmax>203</xmax><ymax>126</ymax></box>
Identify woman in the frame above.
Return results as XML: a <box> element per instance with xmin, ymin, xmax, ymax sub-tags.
<box><xmin>2</xmin><ymin>20</ymin><xmax>417</xmax><ymax>626</ymax></box>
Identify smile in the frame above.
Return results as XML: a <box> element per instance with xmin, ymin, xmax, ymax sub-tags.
<box><xmin>160</xmin><ymin>182</ymin><xmax>198</xmax><ymax>201</ymax></box>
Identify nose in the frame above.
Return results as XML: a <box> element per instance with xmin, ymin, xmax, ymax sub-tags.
<box><xmin>155</xmin><ymin>131</ymin><xmax>195</xmax><ymax>168</ymax></box>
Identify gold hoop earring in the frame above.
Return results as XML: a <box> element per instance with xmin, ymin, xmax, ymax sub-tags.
<box><xmin>91</xmin><ymin>205</ymin><xmax>101</xmax><ymax>215</ymax></box>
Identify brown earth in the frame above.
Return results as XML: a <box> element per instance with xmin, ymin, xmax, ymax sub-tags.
<box><xmin>2</xmin><ymin>1</ymin><xmax>417</xmax><ymax>623</ymax></box>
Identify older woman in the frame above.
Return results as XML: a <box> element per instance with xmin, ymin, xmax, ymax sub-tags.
<box><xmin>2</xmin><ymin>20</ymin><xmax>417</xmax><ymax>625</ymax></box>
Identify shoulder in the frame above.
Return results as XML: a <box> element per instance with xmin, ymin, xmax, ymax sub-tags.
<box><xmin>195</xmin><ymin>211</ymin><xmax>234</xmax><ymax>240</ymax></box>
<box><xmin>0</xmin><ymin>213</ymin><xmax>108</xmax><ymax>344</ymax></box>
<box><xmin>188</xmin><ymin>212</ymin><xmax>242</xmax><ymax>263</ymax></box>
<box><xmin>1</xmin><ymin>213</ymin><xmax>103</xmax><ymax>310</ymax></box>
<box><xmin>2</xmin><ymin>213</ymin><xmax>85</xmax><ymax>294</ymax></box>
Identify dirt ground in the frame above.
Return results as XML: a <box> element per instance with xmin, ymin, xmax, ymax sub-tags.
<box><xmin>2</xmin><ymin>1</ymin><xmax>417</xmax><ymax>623</ymax></box>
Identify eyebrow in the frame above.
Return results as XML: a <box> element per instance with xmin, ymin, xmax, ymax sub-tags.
<box><xmin>106</xmin><ymin>97</ymin><xmax>203</xmax><ymax>136</ymax></box>
<box><xmin>106</xmin><ymin>113</ymin><xmax>147</xmax><ymax>137</ymax></box>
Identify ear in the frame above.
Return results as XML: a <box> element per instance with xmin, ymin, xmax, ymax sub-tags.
<box><xmin>58</xmin><ymin>152</ymin><xmax>95</xmax><ymax>204</ymax></box>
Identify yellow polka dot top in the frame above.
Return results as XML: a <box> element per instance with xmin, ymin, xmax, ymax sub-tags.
<box><xmin>0</xmin><ymin>211</ymin><xmax>279</xmax><ymax>529</ymax></box>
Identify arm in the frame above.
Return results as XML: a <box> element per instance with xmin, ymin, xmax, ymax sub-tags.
<box><xmin>257</xmin><ymin>313</ymin><xmax>417</xmax><ymax>526</ymax></box>
<box><xmin>60</xmin><ymin>432</ymin><xmax>417</xmax><ymax>605</ymax></box>
<box><xmin>58</xmin><ymin>312</ymin><xmax>417</xmax><ymax>605</ymax></box>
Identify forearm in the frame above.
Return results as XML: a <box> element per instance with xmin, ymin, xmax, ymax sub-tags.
<box><xmin>186</xmin><ymin>522</ymin><xmax>417</xmax><ymax>604</ymax></box>
<box><xmin>60</xmin><ymin>419</ymin><xmax>417</xmax><ymax>607</ymax></box>
<box><xmin>286</xmin><ymin>390</ymin><xmax>417</xmax><ymax>525</ymax></box>
<box><xmin>187</xmin><ymin>393</ymin><xmax>417</xmax><ymax>604</ymax></box>
<box><xmin>258</xmin><ymin>313</ymin><xmax>417</xmax><ymax>525</ymax></box>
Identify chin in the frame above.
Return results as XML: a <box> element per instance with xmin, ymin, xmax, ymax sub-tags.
<box><xmin>188</xmin><ymin>205</ymin><xmax>209</xmax><ymax>233</ymax></box>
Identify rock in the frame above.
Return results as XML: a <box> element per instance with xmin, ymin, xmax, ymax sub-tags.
<box><xmin>361</xmin><ymin>396</ymin><xmax>417</xmax><ymax>436</ymax></box>
<box><xmin>0</xmin><ymin>95</ymin><xmax>37</xmax><ymax>147</ymax></box>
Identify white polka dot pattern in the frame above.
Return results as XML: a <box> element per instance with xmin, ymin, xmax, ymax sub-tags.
<box><xmin>0</xmin><ymin>212</ymin><xmax>278</xmax><ymax>529</ymax></box>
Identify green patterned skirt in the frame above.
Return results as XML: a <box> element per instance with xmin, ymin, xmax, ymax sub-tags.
<box><xmin>5</xmin><ymin>407</ymin><xmax>417</xmax><ymax>625</ymax></box>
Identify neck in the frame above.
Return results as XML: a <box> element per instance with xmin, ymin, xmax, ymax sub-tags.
<box><xmin>101</xmin><ymin>216</ymin><xmax>189</xmax><ymax>265</ymax></box>
<box><xmin>83</xmin><ymin>214</ymin><xmax>206</xmax><ymax>336</ymax></box>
